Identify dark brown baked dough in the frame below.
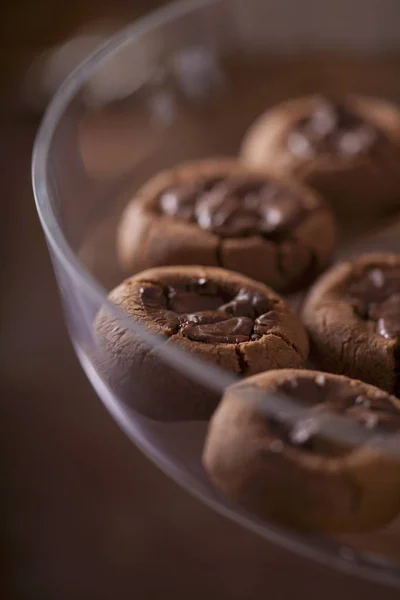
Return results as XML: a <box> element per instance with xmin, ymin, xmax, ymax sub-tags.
<box><xmin>241</xmin><ymin>95</ymin><xmax>400</xmax><ymax>221</ymax></box>
<box><xmin>94</xmin><ymin>266</ymin><xmax>309</xmax><ymax>422</ymax></box>
<box><xmin>303</xmin><ymin>253</ymin><xmax>400</xmax><ymax>394</ymax></box>
<box><xmin>117</xmin><ymin>159</ymin><xmax>336</xmax><ymax>293</ymax></box>
<box><xmin>203</xmin><ymin>369</ymin><xmax>400</xmax><ymax>533</ymax></box>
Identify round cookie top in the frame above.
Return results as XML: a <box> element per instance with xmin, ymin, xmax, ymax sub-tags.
<box><xmin>241</xmin><ymin>95</ymin><xmax>400</xmax><ymax>223</ymax></box>
<box><xmin>242</xmin><ymin>94</ymin><xmax>400</xmax><ymax>168</ymax></box>
<box><xmin>232</xmin><ymin>370</ymin><xmax>400</xmax><ymax>459</ymax></box>
<box><xmin>287</xmin><ymin>96</ymin><xmax>382</xmax><ymax>159</ymax></box>
<box><xmin>307</xmin><ymin>253</ymin><xmax>400</xmax><ymax>342</ymax></box>
<box><xmin>346</xmin><ymin>263</ymin><xmax>400</xmax><ymax>340</ymax></box>
<box><xmin>102</xmin><ymin>266</ymin><xmax>309</xmax><ymax>367</ymax></box>
<box><xmin>204</xmin><ymin>368</ymin><xmax>400</xmax><ymax>532</ymax></box>
<box><xmin>117</xmin><ymin>159</ymin><xmax>336</xmax><ymax>294</ymax></box>
<box><xmin>138</xmin><ymin>268</ymin><xmax>296</xmax><ymax>345</ymax></box>
<box><xmin>159</xmin><ymin>172</ymin><xmax>310</xmax><ymax>240</ymax></box>
<box><xmin>96</xmin><ymin>268</ymin><xmax>309</xmax><ymax>421</ymax></box>
<box><xmin>142</xmin><ymin>159</ymin><xmax>324</xmax><ymax>240</ymax></box>
<box><xmin>302</xmin><ymin>253</ymin><xmax>400</xmax><ymax>397</ymax></box>
<box><xmin>265</xmin><ymin>372</ymin><xmax>400</xmax><ymax>455</ymax></box>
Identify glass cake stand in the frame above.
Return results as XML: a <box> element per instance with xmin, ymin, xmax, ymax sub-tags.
<box><xmin>33</xmin><ymin>0</ymin><xmax>400</xmax><ymax>588</ymax></box>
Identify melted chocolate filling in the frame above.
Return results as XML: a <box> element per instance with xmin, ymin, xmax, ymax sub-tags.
<box><xmin>140</xmin><ymin>278</ymin><xmax>281</xmax><ymax>344</ymax></box>
<box><xmin>347</xmin><ymin>266</ymin><xmax>400</xmax><ymax>396</ymax></box>
<box><xmin>268</xmin><ymin>376</ymin><xmax>400</xmax><ymax>455</ymax></box>
<box><xmin>347</xmin><ymin>267</ymin><xmax>400</xmax><ymax>340</ymax></box>
<box><xmin>288</xmin><ymin>97</ymin><xmax>380</xmax><ymax>158</ymax></box>
<box><xmin>160</xmin><ymin>175</ymin><xmax>308</xmax><ymax>240</ymax></box>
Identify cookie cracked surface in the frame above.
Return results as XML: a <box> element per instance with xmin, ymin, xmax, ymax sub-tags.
<box><xmin>117</xmin><ymin>159</ymin><xmax>336</xmax><ymax>293</ymax></box>
<box><xmin>303</xmin><ymin>253</ymin><xmax>400</xmax><ymax>395</ymax></box>
<box><xmin>95</xmin><ymin>266</ymin><xmax>308</xmax><ymax>421</ymax></box>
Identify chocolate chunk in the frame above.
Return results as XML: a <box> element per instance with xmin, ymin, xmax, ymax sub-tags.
<box><xmin>140</xmin><ymin>284</ymin><xmax>167</xmax><ymax>309</ymax></box>
<box><xmin>160</xmin><ymin>174</ymin><xmax>307</xmax><ymax>239</ymax></box>
<box><xmin>195</xmin><ymin>277</ymin><xmax>221</xmax><ymax>295</ymax></box>
<box><xmin>160</xmin><ymin>177</ymin><xmax>224</xmax><ymax>220</ymax></box>
<box><xmin>182</xmin><ymin>316</ymin><xmax>254</xmax><ymax>344</ymax></box>
<box><xmin>375</xmin><ymin>294</ymin><xmax>400</xmax><ymax>340</ymax></box>
<box><xmin>160</xmin><ymin>186</ymin><xmax>196</xmax><ymax>220</ymax></box>
<box><xmin>253</xmin><ymin>311</ymin><xmax>282</xmax><ymax>337</ymax></box>
<box><xmin>139</xmin><ymin>277</ymin><xmax>286</xmax><ymax>345</ymax></box>
<box><xmin>185</xmin><ymin>311</ymin><xmax>231</xmax><ymax>325</ymax></box>
<box><xmin>140</xmin><ymin>284</ymin><xmax>180</xmax><ymax>331</ymax></box>
<box><xmin>348</xmin><ymin>267</ymin><xmax>400</xmax><ymax>339</ymax></box>
<box><xmin>219</xmin><ymin>288</ymin><xmax>270</xmax><ymax>319</ymax></box>
<box><xmin>277</xmin><ymin>377</ymin><xmax>400</xmax><ymax>445</ymax></box>
<box><xmin>288</xmin><ymin>97</ymin><xmax>379</xmax><ymax>158</ymax></box>
<box><xmin>167</xmin><ymin>287</ymin><xmax>225</xmax><ymax>314</ymax></box>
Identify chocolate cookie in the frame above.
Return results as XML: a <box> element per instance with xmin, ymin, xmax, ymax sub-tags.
<box><xmin>95</xmin><ymin>266</ymin><xmax>309</xmax><ymax>421</ymax></box>
<box><xmin>117</xmin><ymin>159</ymin><xmax>336</xmax><ymax>293</ymax></box>
<box><xmin>303</xmin><ymin>253</ymin><xmax>400</xmax><ymax>394</ymax></box>
<box><xmin>203</xmin><ymin>369</ymin><xmax>400</xmax><ymax>533</ymax></box>
<box><xmin>241</xmin><ymin>95</ymin><xmax>400</xmax><ymax>221</ymax></box>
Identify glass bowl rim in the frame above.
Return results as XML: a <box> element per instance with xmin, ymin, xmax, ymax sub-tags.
<box><xmin>32</xmin><ymin>0</ymin><xmax>219</xmax><ymax>308</ymax></box>
<box><xmin>31</xmin><ymin>0</ymin><xmax>400</xmax><ymax>447</ymax></box>
<box><xmin>31</xmin><ymin>0</ymin><xmax>241</xmax><ymax>397</ymax></box>
<box><xmin>31</xmin><ymin>0</ymin><xmax>400</xmax><ymax>585</ymax></box>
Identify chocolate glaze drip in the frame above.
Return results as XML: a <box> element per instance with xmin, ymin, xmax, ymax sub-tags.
<box><xmin>140</xmin><ymin>278</ymin><xmax>280</xmax><ymax>344</ymax></box>
<box><xmin>268</xmin><ymin>376</ymin><xmax>400</xmax><ymax>455</ymax></box>
<box><xmin>348</xmin><ymin>267</ymin><xmax>400</xmax><ymax>340</ymax></box>
<box><xmin>288</xmin><ymin>98</ymin><xmax>379</xmax><ymax>158</ymax></box>
<box><xmin>160</xmin><ymin>175</ymin><xmax>307</xmax><ymax>239</ymax></box>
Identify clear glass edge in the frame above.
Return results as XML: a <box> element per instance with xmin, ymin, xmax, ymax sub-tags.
<box><xmin>30</xmin><ymin>0</ymin><xmax>400</xmax><ymax>583</ymax></box>
<box><xmin>31</xmin><ymin>0</ymin><xmax>236</xmax><ymax>396</ymax></box>
<box><xmin>77</xmin><ymin>342</ymin><xmax>400</xmax><ymax>589</ymax></box>
<box><xmin>31</xmin><ymin>0</ymin><xmax>400</xmax><ymax>450</ymax></box>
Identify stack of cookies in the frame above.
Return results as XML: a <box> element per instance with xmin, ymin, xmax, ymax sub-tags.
<box><xmin>95</xmin><ymin>94</ymin><xmax>400</xmax><ymax>534</ymax></box>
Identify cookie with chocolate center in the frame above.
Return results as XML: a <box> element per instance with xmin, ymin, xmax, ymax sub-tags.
<box><xmin>203</xmin><ymin>369</ymin><xmax>400</xmax><ymax>532</ymax></box>
<box><xmin>241</xmin><ymin>95</ymin><xmax>400</xmax><ymax>222</ymax></box>
<box><xmin>303</xmin><ymin>253</ymin><xmax>400</xmax><ymax>394</ymax></box>
<box><xmin>95</xmin><ymin>266</ymin><xmax>309</xmax><ymax>421</ymax></box>
<box><xmin>117</xmin><ymin>159</ymin><xmax>336</xmax><ymax>293</ymax></box>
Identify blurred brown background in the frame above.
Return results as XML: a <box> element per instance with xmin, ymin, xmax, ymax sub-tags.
<box><xmin>1</xmin><ymin>1</ymin><xmax>400</xmax><ymax>599</ymax></box>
